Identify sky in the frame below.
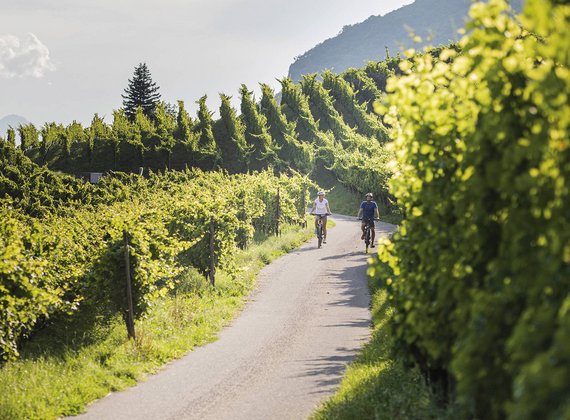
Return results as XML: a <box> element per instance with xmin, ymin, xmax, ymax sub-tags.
<box><xmin>0</xmin><ymin>0</ymin><xmax>413</xmax><ymax>128</ymax></box>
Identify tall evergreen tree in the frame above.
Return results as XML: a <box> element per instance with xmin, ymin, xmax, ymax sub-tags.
<box><xmin>121</xmin><ymin>62</ymin><xmax>161</xmax><ymax>121</ymax></box>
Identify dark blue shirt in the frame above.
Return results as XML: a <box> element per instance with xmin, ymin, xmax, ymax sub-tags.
<box><xmin>360</xmin><ymin>201</ymin><xmax>378</xmax><ymax>220</ymax></box>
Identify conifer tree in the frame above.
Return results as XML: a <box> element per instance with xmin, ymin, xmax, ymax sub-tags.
<box><xmin>121</xmin><ymin>62</ymin><xmax>161</xmax><ymax>121</ymax></box>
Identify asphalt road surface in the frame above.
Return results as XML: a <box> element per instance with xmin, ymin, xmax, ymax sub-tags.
<box><xmin>74</xmin><ymin>214</ymin><xmax>396</xmax><ymax>420</ymax></box>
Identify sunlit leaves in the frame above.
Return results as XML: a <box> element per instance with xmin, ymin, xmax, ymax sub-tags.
<box><xmin>0</xmin><ymin>166</ymin><xmax>312</xmax><ymax>361</ymax></box>
<box><xmin>370</xmin><ymin>0</ymin><xmax>570</xmax><ymax>417</ymax></box>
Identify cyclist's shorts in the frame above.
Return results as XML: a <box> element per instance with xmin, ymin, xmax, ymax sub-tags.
<box><xmin>362</xmin><ymin>218</ymin><xmax>374</xmax><ymax>227</ymax></box>
<box><xmin>315</xmin><ymin>214</ymin><xmax>328</xmax><ymax>220</ymax></box>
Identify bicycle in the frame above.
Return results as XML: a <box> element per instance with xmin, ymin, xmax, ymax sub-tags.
<box><xmin>311</xmin><ymin>213</ymin><xmax>330</xmax><ymax>248</ymax></box>
<box><xmin>359</xmin><ymin>217</ymin><xmax>378</xmax><ymax>253</ymax></box>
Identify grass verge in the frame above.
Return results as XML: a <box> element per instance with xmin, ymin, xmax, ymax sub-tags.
<box><xmin>0</xmin><ymin>224</ymin><xmax>313</xmax><ymax>420</ymax></box>
<box><xmin>311</xmin><ymin>275</ymin><xmax>447</xmax><ymax>420</ymax></box>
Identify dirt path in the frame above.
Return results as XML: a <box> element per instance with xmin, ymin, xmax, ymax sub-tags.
<box><xmin>75</xmin><ymin>215</ymin><xmax>396</xmax><ymax>420</ymax></box>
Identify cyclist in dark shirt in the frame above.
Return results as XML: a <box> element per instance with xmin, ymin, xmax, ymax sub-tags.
<box><xmin>357</xmin><ymin>192</ymin><xmax>380</xmax><ymax>247</ymax></box>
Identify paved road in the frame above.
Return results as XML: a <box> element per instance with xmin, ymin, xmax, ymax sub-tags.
<box><xmin>75</xmin><ymin>215</ymin><xmax>396</xmax><ymax>420</ymax></box>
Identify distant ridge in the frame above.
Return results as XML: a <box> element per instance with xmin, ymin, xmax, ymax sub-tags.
<box><xmin>288</xmin><ymin>0</ymin><xmax>523</xmax><ymax>81</ymax></box>
<box><xmin>0</xmin><ymin>114</ymin><xmax>30</xmax><ymax>139</ymax></box>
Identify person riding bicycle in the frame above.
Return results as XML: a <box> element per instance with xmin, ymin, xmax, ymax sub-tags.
<box><xmin>358</xmin><ymin>192</ymin><xmax>379</xmax><ymax>248</ymax></box>
<box><xmin>310</xmin><ymin>191</ymin><xmax>332</xmax><ymax>243</ymax></box>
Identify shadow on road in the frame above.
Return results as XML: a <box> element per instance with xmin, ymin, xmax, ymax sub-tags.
<box><xmin>322</xmin><ymin>264</ymin><xmax>370</xmax><ymax>308</ymax></box>
<box><xmin>319</xmin><ymin>251</ymin><xmax>368</xmax><ymax>261</ymax></box>
<box><xmin>292</xmin><ymin>347</ymin><xmax>364</xmax><ymax>393</ymax></box>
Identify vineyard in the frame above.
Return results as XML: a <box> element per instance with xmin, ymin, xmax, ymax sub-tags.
<box><xmin>1</xmin><ymin>41</ymin><xmax>399</xmax><ymax>363</ymax></box>
<box><xmin>367</xmin><ymin>0</ymin><xmax>570</xmax><ymax>418</ymax></box>
<box><xmin>1</xmin><ymin>0</ymin><xmax>569</xmax><ymax>418</ymax></box>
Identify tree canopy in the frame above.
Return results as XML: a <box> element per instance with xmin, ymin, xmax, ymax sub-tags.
<box><xmin>121</xmin><ymin>62</ymin><xmax>161</xmax><ymax>121</ymax></box>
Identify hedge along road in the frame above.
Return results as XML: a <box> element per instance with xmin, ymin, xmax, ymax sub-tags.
<box><xmin>74</xmin><ymin>215</ymin><xmax>396</xmax><ymax>420</ymax></box>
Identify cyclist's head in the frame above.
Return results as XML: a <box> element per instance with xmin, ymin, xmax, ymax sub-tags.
<box><xmin>365</xmin><ymin>192</ymin><xmax>373</xmax><ymax>199</ymax></box>
<box><xmin>317</xmin><ymin>191</ymin><xmax>325</xmax><ymax>197</ymax></box>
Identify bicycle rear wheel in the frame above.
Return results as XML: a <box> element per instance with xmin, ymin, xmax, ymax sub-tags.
<box><xmin>365</xmin><ymin>227</ymin><xmax>371</xmax><ymax>253</ymax></box>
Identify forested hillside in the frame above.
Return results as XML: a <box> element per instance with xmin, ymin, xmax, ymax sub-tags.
<box><xmin>288</xmin><ymin>0</ymin><xmax>523</xmax><ymax>81</ymax></box>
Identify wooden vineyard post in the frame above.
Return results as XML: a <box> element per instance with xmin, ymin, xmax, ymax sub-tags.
<box><xmin>209</xmin><ymin>218</ymin><xmax>216</xmax><ymax>286</ymax></box>
<box><xmin>123</xmin><ymin>230</ymin><xmax>136</xmax><ymax>340</ymax></box>
<box><xmin>301</xmin><ymin>187</ymin><xmax>307</xmax><ymax>228</ymax></box>
<box><xmin>276</xmin><ymin>187</ymin><xmax>281</xmax><ymax>236</ymax></box>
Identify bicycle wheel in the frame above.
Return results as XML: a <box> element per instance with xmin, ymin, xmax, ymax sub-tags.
<box><xmin>365</xmin><ymin>226</ymin><xmax>371</xmax><ymax>253</ymax></box>
<box><xmin>317</xmin><ymin>224</ymin><xmax>323</xmax><ymax>248</ymax></box>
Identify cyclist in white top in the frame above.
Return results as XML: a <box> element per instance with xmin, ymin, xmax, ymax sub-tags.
<box><xmin>310</xmin><ymin>191</ymin><xmax>332</xmax><ymax>243</ymax></box>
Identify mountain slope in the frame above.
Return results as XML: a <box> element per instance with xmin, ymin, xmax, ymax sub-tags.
<box><xmin>0</xmin><ymin>114</ymin><xmax>30</xmax><ymax>138</ymax></box>
<box><xmin>288</xmin><ymin>0</ymin><xmax>523</xmax><ymax>81</ymax></box>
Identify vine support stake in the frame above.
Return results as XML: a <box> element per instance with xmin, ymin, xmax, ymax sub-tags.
<box><xmin>276</xmin><ymin>187</ymin><xmax>281</xmax><ymax>236</ymax></box>
<box><xmin>209</xmin><ymin>218</ymin><xmax>216</xmax><ymax>287</ymax></box>
<box><xmin>301</xmin><ymin>186</ymin><xmax>307</xmax><ymax>228</ymax></box>
<box><xmin>123</xmin><ymin>230</ymin><xmax>136</xmax><ymax>340</ymax></box>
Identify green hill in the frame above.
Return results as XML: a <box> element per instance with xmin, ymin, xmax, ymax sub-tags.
<box><xmin>288</xmin><ymin>0</ymin><xmax>523</xmax><ymax>81</ymax></box>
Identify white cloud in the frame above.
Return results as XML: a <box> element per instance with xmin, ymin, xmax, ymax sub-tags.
<box><xmin>0</xmin><ymin>33</ymin><xmax>55</xmax><ymax>78</ymax></box>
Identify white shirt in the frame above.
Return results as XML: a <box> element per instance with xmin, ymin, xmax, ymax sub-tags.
<box><xmin>314</xmin><ymin>198</ymin><xmax>329</xmax><ymax>215</ymax></box>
